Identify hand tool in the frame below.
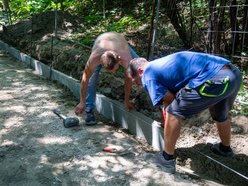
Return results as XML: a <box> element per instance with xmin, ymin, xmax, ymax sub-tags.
<box><xmin>161</xmin><ymin>106</ymin><xmax>166</xmax><ymax>127</ymax></box>
<box><xmin>52</xmin><ymin>109</ymin><xmax>79</xmax><ymax>128</ymax></box>
<box><xmin>102</xmin><ymin>147</ymin><xmax>132</xmax><ymax>156</ymax></box>
<box><xmin>103</xmin><ymin>147</ymin><xmax>118</xmax><ymax>153</ymax></box>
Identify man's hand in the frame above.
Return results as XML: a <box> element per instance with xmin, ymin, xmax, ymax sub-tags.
<box><xmin>161</xmin><ymin>106</ymin><xmax>166</xmax><ymax>127</ymax></box>
<box><xmin>125</xmin><ymin>100</ymin><xmax>135</xmax><ymax>111</ymax></box>
<box><xmin>74</xmin><ymin>102</ymin><xmax>85</xmax><ymax>116</ymax></box>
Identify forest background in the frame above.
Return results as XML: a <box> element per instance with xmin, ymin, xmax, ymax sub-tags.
<box><xmin>0</xmin><ymin>0</ymin><xmax>247</xmax><ymax>117</ymax></box>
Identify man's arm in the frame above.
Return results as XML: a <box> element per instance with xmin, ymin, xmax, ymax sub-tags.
<box><xmin>74</xmin><ymin>53</ymin><xmax>98</xmax><ymax>115</ymax></box>
<box><xmin>160</xmin><ymin>90</ymin><xmax>176</xmax><ymax>124</ymax></box>
<box><xmin>124</xmin><ymin>72</ymin><xmax>134</xmax><ymax>111</ymax></box>
<box><xmin>162</xmin><ymin>90</ymin><xmax>175</xmax><ymax>108</ymax></box>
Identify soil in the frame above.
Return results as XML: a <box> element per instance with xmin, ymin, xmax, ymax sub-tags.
<box><xmin>0</xmin><ymin>11</ymin><xmax>248</xmax><ymax>185</ymax></box>
<box><xmin>0</xmin><ymin>50</ymin><xmax>206</xmax><ymax>186</ymax></box>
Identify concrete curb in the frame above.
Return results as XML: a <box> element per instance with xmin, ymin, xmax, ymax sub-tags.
<box><xmin>0</xmin><ymin>40</ymin><xmax>164</xmax><ymax>150</ymax></box>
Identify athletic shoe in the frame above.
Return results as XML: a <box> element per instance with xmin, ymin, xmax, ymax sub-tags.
<box><xmin>211</xmin><ymin>143</ymin><xmax>234</xmax><ymax>157</ymax></box>
<box><xmin>85</xmin><ymin>109</ymin><xmax>97</xmax><ymax>125</ymax></box>
<box><xmin>153</xmin><ymin>152</ymin><xmax>176</xmax><ymax>174</ymax></box>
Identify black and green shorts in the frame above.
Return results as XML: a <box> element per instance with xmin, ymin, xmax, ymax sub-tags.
<box><xmin>167</xmin><ymin>63</ymin><xmax>242</xmax><ymax>122</ymax></box>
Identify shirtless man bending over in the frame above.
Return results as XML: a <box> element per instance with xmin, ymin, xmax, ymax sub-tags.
<box><xmin>74</xmin><ymin>32</ymin><xmax>138</xmax><ymax>125</ymax></box>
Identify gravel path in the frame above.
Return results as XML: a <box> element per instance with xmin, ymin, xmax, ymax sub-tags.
<box><xmin>0</xmin><ymin>50</ymin><xmax>212</xmax><ymax>186</ymax></box>
<box><xmin>1</xmin><ymin>49</ymin><xmax>248</xmax><ymax>185</ymax></box>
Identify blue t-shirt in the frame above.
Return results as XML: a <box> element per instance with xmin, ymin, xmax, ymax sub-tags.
<box><xmin>142</xmin><ymin>51</ymin><xmax>230</xmax><ymax>106</ymax></box>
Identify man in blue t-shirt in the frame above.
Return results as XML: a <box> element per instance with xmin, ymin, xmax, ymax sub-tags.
<box><xmin>127</xmin><ymin>51</ymin><xmax>242</xmax><ymax>174</ymax></box>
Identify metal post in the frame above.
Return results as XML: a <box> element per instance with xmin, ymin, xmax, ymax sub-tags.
<box><xmin>54</xmin><ymin>0</ymin><xmax>58</xmax><ymax>38</ymax></box>
<box><xmin>150</xmin><ymin>0</ymin><xmax>160</xmax><ymax>60</ymax></box>
<box><xmin>147</xmin><ymin>0</ymin><xmax>156</xmax><ymax>60</ymax></box>
<box><xmin>147</xmin><ymin>0</ymin><xmax>160</xmax><ymax>60</ymax></box>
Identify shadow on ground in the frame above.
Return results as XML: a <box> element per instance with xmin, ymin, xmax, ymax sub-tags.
<box><xmin>176</xmin><ymin>143</ymin><xmax>248</xmax><ymax>185</ymax></box>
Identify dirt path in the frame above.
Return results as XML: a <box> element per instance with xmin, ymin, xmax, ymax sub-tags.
<box><xmin>0</xmin><ymin>49</ymin><xmax>247</xmax><ymax>186</ymax></box>
<box><xmin>0</xmin><ymin>50</ymin><xmax>206</xmax><ymax>186</ymax></box>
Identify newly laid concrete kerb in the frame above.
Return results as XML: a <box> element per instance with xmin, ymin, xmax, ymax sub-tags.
<box><xmin>0</xmin><ymin>40</ymin><xmax>164</xmax><ymax>151</ymax></box>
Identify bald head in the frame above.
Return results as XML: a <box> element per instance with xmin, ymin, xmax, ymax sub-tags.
<box><xmin>127</xmin><ymin>57</ymin><xmax>148</xmax><ymax>77</ymax></box>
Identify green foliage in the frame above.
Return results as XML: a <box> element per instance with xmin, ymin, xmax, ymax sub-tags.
<box><xmin>117</xmin><ymin>65</ymin><xmax>125</xmax><ymax>73</ymax></box>
<box><xmin>9</xmin><ymin>0</ymin><xmax>75</xmax><ymax>20</ymax></box>
<box><xmin>105</xmin><ymin>16</ymin><xmax>140</xmax><ymax>32</ymax></box>
<box><xmin>84</xmin><ymin>14</ymin><xmax>102</xmax><ymax>25</ymax></box>
<box><xmin>81</xmin><ymin>35</ymin><xmax>94</xmax><ymax>46</ymax></box>
<box><xmin>70</xmin><ymin>0</ymin><xmax>99</xmax><ymax>15</ymax></box>
<box><xmin>241</xmin><ymin>52</ymin><xmax>247</xmax><ymax>56</ymax></box>
<box><xmin>75</xmin><ymin>15</ymin><xmax>141</xmax><ymax>46</ymax></box>
<box><xmin>231</xmin><ymin>73</ymin><xmax>248</xmax><ymax>116</ymax></box>
<box><xmin>192</xmin><ymin>0</ymin><xmax>207</xmax><ymax>8</ymax></box>
<box><xmin>232</xmin><ymin>92</ymin><xmax>248</xmax><ymax>116</ymax></box>
<box><xmin>9</xmin><ymin>0</ymin><xmax>56</xmax><ymax>20</ymax></box>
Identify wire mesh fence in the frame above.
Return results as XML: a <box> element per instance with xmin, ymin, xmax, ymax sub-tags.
<box><xmin>151</xmin><ymin>1</ymin><xmax>248</xmax><ymax>73</ymax></box>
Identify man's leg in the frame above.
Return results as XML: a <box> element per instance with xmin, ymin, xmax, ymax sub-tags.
<box><xmin>211</xmin><ymin>119</ymin><xmax>234</xmax><ymax>157</ymax></box>
<box><xmin>153</xmin><ymin>112</ymin><xmax>182</xmax><ymax>174</ymax></box>
<box><xmin>206</xmin><ymin>64</ymin><xmax>241</xmax><ymax>157</ymax></box>
<box><xmin>85</xmin><ymin>65</ymin><xmax>102</xmax><ymax>125</ymax></box>
<box><xmin>216</xmin><ymin>119</ymin><xmax>231</xmax><ymax>146</ymax></box>
<box><xmin>164</xmin><ymin>113</ymin><xmax>182</xmax><ymax>155</ymax></box>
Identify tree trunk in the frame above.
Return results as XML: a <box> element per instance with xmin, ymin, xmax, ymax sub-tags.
<box><xmin>147</xmin><ymin>0</ymin><xmax>156</xmax><ymax>59</ymax></box>
<box><xmin>241</xmin><ymin>0</ymin><xmax>248</xmax><ymax>53</ymax></box>
<box><xmin>207</xmin><ymin>0</ymin><xmax>227</xmax><ymax>54</ymax></box>
<box><xmin>230</xmin><ymin>0</ymin><xmax>240</xmax><ymax>55</ymax></box>
<box><xmin>189</xmin><ymin>0</ymin><xmax>193</xmax><ymax>44</ymax></box>
<box><xmin>2</xmin><ymin>0</ymin><xmax>12</xmax><ymax>24</ymax></box>
<box><xmin>162</xmin><ymin>0</ymin><xmax>191</xmax><ymax>48</ymax></box>
<box><xmin>59</xmin><ymin>0</ymin><xmax>65</xmax><ymax>11</ymax></box>
<box><xmin>214</xmin><ymin>0</ymin><xmax>226</xmax><ymax>54</ymax></box>
<box><xmin>207</xmin><ymin>0</ymin><xmax>216</xmax><ymax>53</ymax></box>
<box><xmin>2</xmin><ymin>0</ymin><xmax>9</xmax><ymax>10</ymax></box>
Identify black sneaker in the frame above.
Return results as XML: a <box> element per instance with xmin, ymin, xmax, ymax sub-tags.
<box><xmin>85</xmin><ymin>109</ymin><xmax>97</xmax><ymax>126</ymax></box>
<box><xmin>211</xmin><ymin>143</ymin><xmax>234</xmax><ymax>158</ymax></box>
<box><xmin>153</xmin><ymin>152</ymin><xmax>176</xmax><ymax>174</ymax></box>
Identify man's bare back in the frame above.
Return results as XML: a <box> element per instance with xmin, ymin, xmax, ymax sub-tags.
<box><xmin>75</xmin><ymin>32</ymin><xmax>136</xmax><ymax>117</ymax></box>
<box><xmin>92</xmin><ymin>32</ymin><xmax>129</xmax><ymax>51</ymax></box>
<box><xmin>90</xmin><ymin>32</ymin><xmax>131</xmax><ymax>69</ymax></box>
